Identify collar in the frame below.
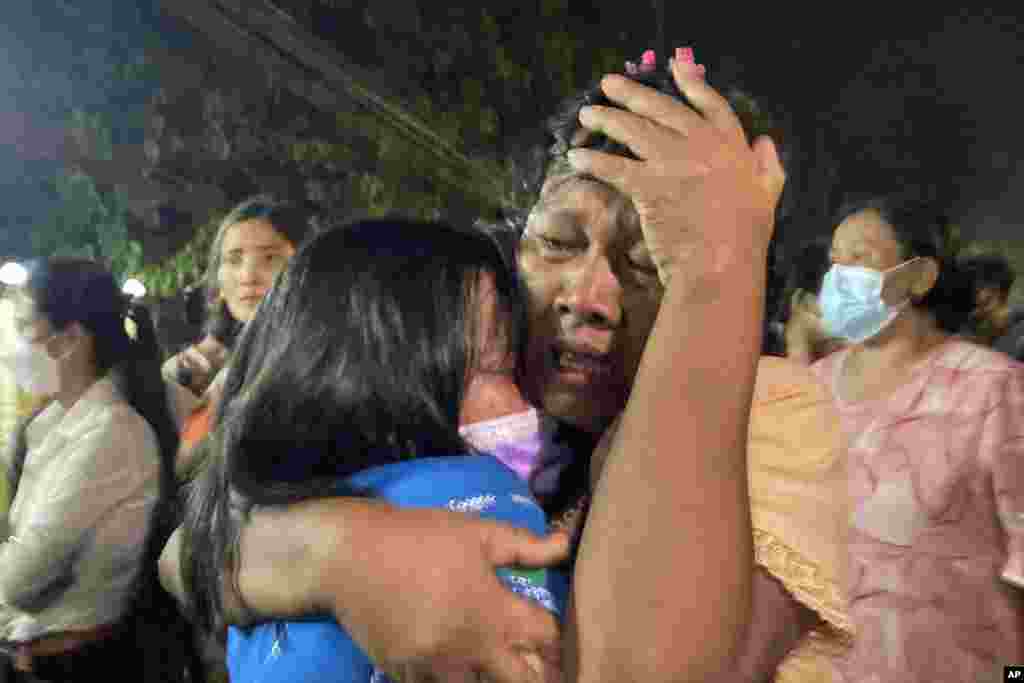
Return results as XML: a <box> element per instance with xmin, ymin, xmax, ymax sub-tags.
<box><xmin>51</xmin><ymin>376</ymin><xmax>122</xmax><ymax>440</ymax></box>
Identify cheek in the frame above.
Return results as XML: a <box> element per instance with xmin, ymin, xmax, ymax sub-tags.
<box><xmin>218</xmin><ymin>264</ymin><xmax>235</xmax><ymax>292</ymax></box>
<box><xmin>621</xmin><ymin>291</ymin><xmax>661</xmax><ymax>371</ymax></box>
<box><xmin>518</xmin><ymin>255</ymin><xmax>559</xmax><ymax>320</ymax></box>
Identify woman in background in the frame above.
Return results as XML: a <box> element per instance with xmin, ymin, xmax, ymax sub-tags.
<box><xmin>0</xmin><ymin>259</ymin><xmax>183</xmax><ymax>681</ymax></box>
<box><xmin>813</xmin><ymin>195</ymin><xmax>1024</xmax><ymax>682</ymax></box>
<box><xmin>165</xmin><ymin>195</ymin><xmax>313</xmax><ymax>478</ymax></box>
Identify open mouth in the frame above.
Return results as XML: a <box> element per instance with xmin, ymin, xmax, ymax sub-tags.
<box><xmin>550</xmin><ymin>347</ymin><xmax>614</xmax><ymax>379</ymax></box>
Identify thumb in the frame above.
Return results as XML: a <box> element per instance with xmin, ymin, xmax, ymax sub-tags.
<box><xmin>482</xmin><ymin>523</ymin><xmax>571</xmax><ymax>569</ymax></box>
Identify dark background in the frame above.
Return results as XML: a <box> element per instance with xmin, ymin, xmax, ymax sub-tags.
<box><xmin>0</xmin><ymin>3</ymin><xmax>1021</xmax><ymax>259</ymax></box>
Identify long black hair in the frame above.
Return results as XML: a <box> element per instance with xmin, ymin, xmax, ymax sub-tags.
<box><xmin>202</xmin><ymin>195</ymin><xmax>316</xmax><ymax>347</ymax></box>
<box><xmin>185</xmin><ymin>218</ymin><xmax>530</xmax><ymax>633</ymax></box>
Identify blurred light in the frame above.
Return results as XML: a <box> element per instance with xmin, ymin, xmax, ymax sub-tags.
<box><xmin>122</xmin><ymin>278</ymin><xmax>146</xmax><ymax>299</ymax></box>
<box><xmin>0</xmin><ymin>262</ymin><xmax>28</xmax><ymax>287</ymax></box>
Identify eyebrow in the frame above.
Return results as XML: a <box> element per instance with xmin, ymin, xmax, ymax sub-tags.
<box><xmin>224</xmin><ymin>244</ymin><xmax>289</xmax><ymax>255</ymax></box>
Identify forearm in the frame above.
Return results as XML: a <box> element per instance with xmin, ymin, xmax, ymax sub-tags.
<box><xmin>574</xmin><ymin>240</ymin><xmax>766</xmax><ymax>682</ymax></box>
<box><xmin>235</xmin><ymin>498</ymin><xmax>374</xmax><ymax>624</ymax></box>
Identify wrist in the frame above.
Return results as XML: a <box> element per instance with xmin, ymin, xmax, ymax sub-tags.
<box><xmin>658</xmin><ymin>236</ymin><xmax>771</xmax><ymax>290</ymax></box>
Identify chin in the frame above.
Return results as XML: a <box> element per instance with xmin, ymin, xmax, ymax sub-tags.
<box><xmin>542</xmin><ymin>391</ymin><xmax>620</xmax><ymax>436</ymax></box>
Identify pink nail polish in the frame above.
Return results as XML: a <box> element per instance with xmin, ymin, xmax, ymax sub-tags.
<box><xmin>641</xmin><ymin>50</ymin><xmax>657</xmax><ymax>66</ymax></box>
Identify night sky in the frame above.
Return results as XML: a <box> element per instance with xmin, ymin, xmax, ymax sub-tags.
<box><xmin>0</xmin><ymin>3</ymin><xmax>1021</xmax><ymax>259</ymax></box>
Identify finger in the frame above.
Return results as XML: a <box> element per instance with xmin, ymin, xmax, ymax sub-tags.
<box><xmin>599</xmin><ymin>73</ymin><xmax>704</xmax><ymax>138</ymax></box>
<box><xmin>481</xmin><ymin>645</ymin><xmax>554</xmax><ymax>683</ymax></box>
<box><xmin>566</xmin><ymin>147</ymin><xmax>707</xmax><ymax>200</ymax></box>
<box><xmin>578</xmin><ymin>105</ymin><xmax>678</xmax><ymax>161</ymax></box>
<box><xmin>564</xmin><ymin>147</ymin><xmax>641</xmax><ymax>198</ymax></box>
<box><xmin>481</xmin><ymin>522</ymin><xmax>571</xmax><ymax>569</ymax></box>
<box><xmin>494</xmin><ymin>586</ymin><xmax>562</xmax><ymax>655</ymax></box>
<box><xmin>670</xmin><ymin>59</ymin><xmax>746</xmax><ymax>143</ymax></box>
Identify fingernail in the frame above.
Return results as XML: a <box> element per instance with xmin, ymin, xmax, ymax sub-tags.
<box><xmin>578</xmin><ymin>106</ymin><xmax>593</xmax><ymax>126</ymax></box>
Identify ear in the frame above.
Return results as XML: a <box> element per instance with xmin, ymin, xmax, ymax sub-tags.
<box><xmin>790</xmin><ymin>288</ymin><xmax>816</xmax><ymax>316</ymax></box>
<box><xmin>752</xmin><ymin>135</ymin><xmax>786</xmax><ymax>195</ymax></box>
<box><xmin>911</xmin><ymin>257</ymin><xmax>940</xmax><ymax>300</ymax></box>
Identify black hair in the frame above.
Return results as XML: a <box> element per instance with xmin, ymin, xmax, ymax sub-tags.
<box><xmin>835</xmin><ymin>195</ymin><xmax>975</xmax><ymax>333</ymax></box>
<box><xmin>4</xmin><ymin>258</ymin><xmax>184</xmax><ymax>668</ymax></box>
<box><xmin>201</xmin><ymin>195</ymin><xmax>315</xmax><ymax>348</ymax></box>
<box><xmin>520</xmin><ymin>60</ymin><xmax>794</xmax><ymax>511</ymax></box>
<box><xmin>516</xmin><ymin>65</ymin><xmax>794</xmax><ymax>227</ymax></box>
<box><xmin>184</xmin><ymin>218</ymin><xmax>530</xmax><ymax>633</ymax></box>
<box><xmin>959</xmin><ymin>253</ymin><xmax>1015</xmax><ymax>300</ymax></box>
<box><xmin>777</xmin><ymin>236</ymin><xmax>833</xmax><ymax>324</ymax></box>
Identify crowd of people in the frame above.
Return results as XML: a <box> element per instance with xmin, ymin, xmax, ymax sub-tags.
<box><xmin>0</xmin><ymin>46</ymin><xmax>1021</xmax><ymax>682</ymax></box>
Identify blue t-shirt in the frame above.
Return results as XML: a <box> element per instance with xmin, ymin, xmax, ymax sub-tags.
<box><xmin>227</xmin><ymin>455</ymin><xmax>568</xmax><ymax>683</ymax></box>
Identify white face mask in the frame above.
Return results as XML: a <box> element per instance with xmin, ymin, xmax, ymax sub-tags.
<box><xmin>819</xmin><ymin>258</ymin><xmax>920</xmax><ymax>343</ymax></box>
<box><xmin>0</xmin><ymin>333</ymin><xmax>65</xmax><ymax>397</ymax></box>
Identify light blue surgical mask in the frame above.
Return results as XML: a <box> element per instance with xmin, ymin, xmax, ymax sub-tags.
<box><xmin>820</xmin><ymin>258</ymin><xmax>920</xmax><ymax>343</ymax></box>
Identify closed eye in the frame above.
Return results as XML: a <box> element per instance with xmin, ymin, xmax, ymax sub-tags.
<box><xmin>536</xmin><ymin>235</ymin><xmax>580</xmax><ymax>254</ymax></box>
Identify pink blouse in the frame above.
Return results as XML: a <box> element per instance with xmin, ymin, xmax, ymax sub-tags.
<box><xmin>813</xmin><ymin>340</ymin><xmax>1024</xmax><ymax>682</ymax></box>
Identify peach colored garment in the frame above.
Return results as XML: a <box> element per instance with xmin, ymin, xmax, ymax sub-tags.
<box><xmin>749</xmin><ymin>356</ymin><xmax>852</xmax><ymax>682</ymax></box>
<box><xmin>813</xmin><ymin>340</ymin><xmax>1024</xmax><ymax>682</ymax></box>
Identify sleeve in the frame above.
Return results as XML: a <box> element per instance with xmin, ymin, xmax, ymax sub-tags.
<box><xmin>0</xmin><ymin>408</ymin><xmax>159</xmax><ymax>610</ymax></box>
<box><xmin>747</xmin><ymin>358</ymin><xmax>852</xmax><ymax>637</ymax></box>
<box><xmin>984</xmin><ymin>367</ymin><xmax>1024</xmax><ymax>588</ymax></box>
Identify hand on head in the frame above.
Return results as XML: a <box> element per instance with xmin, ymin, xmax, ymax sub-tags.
<box><xmin>565</xmin><ymin>49</ymin><xmax>785</xmax><ymax>286</ymax></box>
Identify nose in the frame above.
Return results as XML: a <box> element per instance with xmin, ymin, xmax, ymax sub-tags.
<box><xmin>554</xmin><ymin>253</ymin><xmax>623</xmax><ymax>329</ymax></box>
<box><xmin>237</xmin><ymin>255</ymin><xmax>265</xmax><ymax>285</ymax></box>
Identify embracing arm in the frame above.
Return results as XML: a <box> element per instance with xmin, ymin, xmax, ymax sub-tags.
<box><xmin>229</xmin><ymin>497</ymin><xmax>568</xmax><ymax>683</ymax></box>
<box><xmin>566</xmin><ymin>62</ymin><xmax>785</xmax><ymax>682</ymax></box>
<box><xmin>571</xmin><ymin>241</ymin><xmax>764</xmax><ymax>682</ymax></box>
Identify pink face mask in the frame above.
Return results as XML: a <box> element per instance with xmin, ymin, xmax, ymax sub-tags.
<box><xmin>459</xmin><ymin>408</ymin><xmax>543</xmax><ymax>482</ymax></box>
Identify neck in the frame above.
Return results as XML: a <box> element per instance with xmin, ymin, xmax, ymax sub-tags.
<box><xmin>851</xmin><ymin>307</ymin><xmax>946</xmax><ymax>368</ymax></box>
<box><xmin>55</xmin><ymin>370</ymin><xmax>101</xmax><ymax>410</ymax></box>
<box><xmin>459</xmin><ymin>374</ymin><xmax>532</xmax><ymax>427</ymax></box>
<box><xmin>784</xmin><ymin>321</ymin><xmax>817</xmax><ymax>366</ymax></box>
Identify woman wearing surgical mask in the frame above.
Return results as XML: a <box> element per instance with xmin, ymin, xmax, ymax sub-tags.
<box><xmin>0</xmin><ymin>259</ymin><xmax>185</xmax><ymax>681</ymax></box>
<box><xmin>811</xmin><ymin>195</ymin><xmax>1024</xmax><ymax>682</ymax></box>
